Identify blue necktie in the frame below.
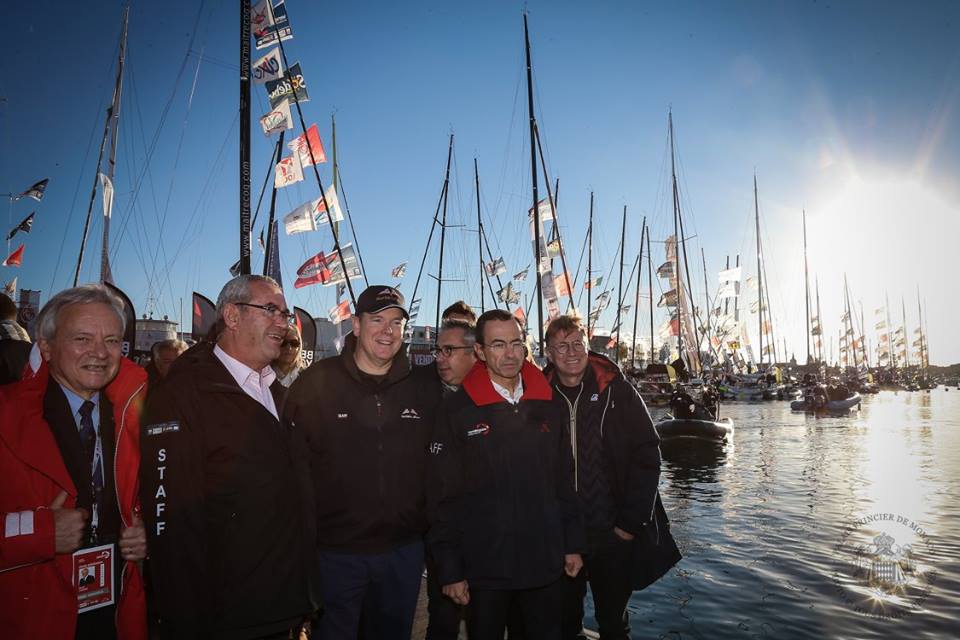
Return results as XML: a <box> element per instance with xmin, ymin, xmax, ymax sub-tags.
<box><xmin>78</xmin><ymin>400</ymin><xmax>104</xmax><ymax>533</ymax></box>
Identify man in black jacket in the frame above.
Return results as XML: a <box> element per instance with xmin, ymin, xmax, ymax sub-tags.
<box><xmin>284</xmin><ymin>285</ymin><xmax>437</xmax><ymax>640</ymax></box>
<box><xmin>544</xmin><ymin>315</ymin><xmax>681</xmax><ymax>640</ymax></box>
<box><xmin>140</xmin><ymin>275</ymin><xmax>316</xmax><ymax>639</ymax></box>
<box><xmin>428</xmin><ymin>309</ymin><xmax>584</xmax><ymax>640</ymax></box>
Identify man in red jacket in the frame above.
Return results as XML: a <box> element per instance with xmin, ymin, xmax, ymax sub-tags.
<box><xmin>0</xmin><ymin>284</ymin><xmax>148</xmax><ymax>640</ymax></box>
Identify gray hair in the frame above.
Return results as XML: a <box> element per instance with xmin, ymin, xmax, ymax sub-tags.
<box><xmin>215</xmin><ymin>275</ymin><xmax>280</xmax><ymax>321</ymax></box>
<box><xmin>35</xmin><ymin>284</ymin><xmax>126</xmax><ymax>343</ymax></box>
<box><xmin>151</xmin><ymin>338</ymin><xmax>189</xmax><ymax>359</ymax></box>
<box><xmin>439</xmin><ymin>319</ymin><xmax>476</xmax><ymax>348</ymax></box>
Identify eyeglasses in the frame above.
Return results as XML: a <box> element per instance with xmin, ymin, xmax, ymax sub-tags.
<box><xmin>234</xmin><ymin>302</ymin><xmax>296</xmax><ymax>325</ymax></box>
<box><xmin>282</xmin><ymin>340</ymin><xmax>301</xmax><ymax>348</ymax></box>
<box><xmin>432</xmin><ymin>345</ymin><xmax>473</xmax><ymax>358</ymax></box>
<box><xmin>482</xmin><ymin>340</ymin><xmax>526</xmax><ymax>354</ymax></box>
<box><xmin>550</xmin><ymin>340</ymin><xmax>586</xmax><ymax>355</ymax></box>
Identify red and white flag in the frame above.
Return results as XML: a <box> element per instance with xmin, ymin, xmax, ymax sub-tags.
<box><xmin>260</xmin><ymin>99</ymin><xmax>292</xmax><ymax>136</ymax></box>
<box><xmin>288</xmin><ymin>124</ymin><xmax>326</xmax><ymax>167</ymax></box>
<box><xmin>274</xmin><ymin>154</ymin><xmax>303</xmax><ymax>188</ymax></box>
<box><xmin>328</xmin><ymin>300</ymin><xmax>351</xmax><ymax>324</ymax></box>
<box><xmin>2</xmin><ymin>244</ymin><xmax>25</xmax><ymax>267</ymax></box>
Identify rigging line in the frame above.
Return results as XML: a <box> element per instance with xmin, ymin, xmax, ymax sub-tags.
<box><xmin>492</xmin><ymin>58</ymin><xmax>524</xmax><ymax>227</ymax></box>
<box><xmin>334</xmin><ymin>171</ymin><xmax>370</xmax><ymax>288</ymax></box>
<box><xmin>110</xmin><ymin>0</ymin><xmax>207</xmax><ymax>265</ymax></box>
<box><xmin>48</xmin><ymin>93</ymin><xmax>107</xmax><ymax>294</ymax></box>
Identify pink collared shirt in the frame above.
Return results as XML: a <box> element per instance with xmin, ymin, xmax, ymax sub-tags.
<box><xmin>214</xmin><ymin>344</ymin><xmax>279</xmax><ymax>420</ymax></box>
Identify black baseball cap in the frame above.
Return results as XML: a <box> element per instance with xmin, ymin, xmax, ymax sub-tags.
<box><xmin>355</xmin><ymin>286</ymin><xmax>408</xmax><ymax>319</ymax></box>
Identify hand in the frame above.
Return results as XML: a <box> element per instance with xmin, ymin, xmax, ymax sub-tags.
<box><xmin>442</xmin><ymin>580</ymin><xmax>470</xmax><ymax>605</ymax></box>
<box><xmin>50</xmin><ymin>490</ymin><xmax>88</xmax><ymax>554</ymax></box>
<box><xmin>119</xmin><ymin>514</ymin><xmax>147</xmax><ymax>561</ymax></box>
<box><xmin>564</xmin><ymin>553</ymin><xmax>583</xmax><ymax>577</ymax></box>
<box><xmin>613</xmin><ymin>526</ymin><xmax>635</xmax><ymax>541</ymax></box>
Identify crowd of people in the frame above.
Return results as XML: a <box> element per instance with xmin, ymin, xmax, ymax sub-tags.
<box><xmin>0</xmin><ymin>276</ymin><xmax>680</xmax><ymax>640</ymax></box>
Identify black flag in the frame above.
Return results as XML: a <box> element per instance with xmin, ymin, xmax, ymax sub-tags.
<box><xmin>15</xmin><ymin>179</ymin><xmax>49</xmax><ymax>202</ymax></box>
<box><xmin>6</xmin><ymin>212</ymin><xmax>34</xmax><ymax>241</ymax></box>
<box><xmin>294</xmin><ymin>306</ymin><xmax>317</xmax><ymax>366</ymax></box>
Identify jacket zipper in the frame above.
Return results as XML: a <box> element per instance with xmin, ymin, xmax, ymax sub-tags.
<box><xmin>113</xmin><ymin>381</ymin><xmax>145</xmax><ymax>623</ymax></box>
<box><xmin>375</xmin><ymin>394</ymin><xmax>384</xmax><ymax>504</ymax></box>
<box><xmin>559</xmin><ymin>384</ymin><xmax>583</xmax><ymax>491</ymax></box>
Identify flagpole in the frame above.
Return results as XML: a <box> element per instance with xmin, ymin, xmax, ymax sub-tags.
<box><xmin>534</xmin><ymin>124</ymin><xmax>574</xmax><ymax>312</ymax></box>
<box><xmin>631</xmin><ymin>218</ymin><xmax>646</xmax><ymax>368</ymax></box>
<box><xmin>99</xmin><ymin>6</ymin><xmax>129</xmax><ymax>284</ymax></box>
<box><xmin>434</xmin><ymin>134</ymin><xmax>453</xmax><ymax>333</ymax></box>
<box><xmin>239</xmin><ymin>0</ymin><xmax>252</xmax><ymax>276</ymax></box>
<box><xmin>524</xmin><ymin>13</ymin><xmax>545</xmax><ymax>355</ymax></box>
<box><xmin>263</xmin><ymin>131</ymin><xmax>285</xmax><ymax>275</ymax></box>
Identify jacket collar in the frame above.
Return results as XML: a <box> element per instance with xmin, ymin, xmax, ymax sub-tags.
<box><xmin>462</xmin><ymin>360</ymin><xmax>553</xmax><ymax>407</ymax></box>
<box><xmin>0</xmin><ymin>357</ymin><xmax>146</xmax><ymax>496</ymax></box>
<box><xmin>340</xmin><ymin>331</ymin><xmax>411</xmax><ymax>386</ymax></box>
<box><xmin>543</xmin><ymin>350</ymin><xmax>622</xmax><ymax>395</ymax></box>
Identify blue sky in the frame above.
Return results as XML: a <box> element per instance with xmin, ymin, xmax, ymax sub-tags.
<box><xmin>2</xmin><ymin>0</ymin><xmax>958</xmax><ymax>364</ymax></box>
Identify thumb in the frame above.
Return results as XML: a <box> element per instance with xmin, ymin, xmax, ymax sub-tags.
<box><xmin>50</xmin><ymin>490</ymin><xmax>68</xmax><ymax>509</ymax></box>
<box><xmin>130</xmin><ymin>512</ymin><xmax>144</xmax><ymax>526</ymax></box>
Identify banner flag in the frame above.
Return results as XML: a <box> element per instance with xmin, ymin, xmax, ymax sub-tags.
<box><xmin>191</xmin><ymin>292</ymin><xmax>217</xmax><ymax>343</ymax></box>
<box><xmin>718</xmin><ymin>266</ymin><xmax>743</xmax><ymax>283</ymax></box>
<box><xmin>2</xmin><ymin>244</ymin><xmax>25</xmax><ymax>267</ymax></box>
<box><xmin>287</xmin><ymin>123</ymin><xmax>326</xmax><ymax>166</ymax></box>
<box><xmin>485</xmin><ymin>257</ymin><xmax>506</xmax><ymax>277</ymax></box>
<box><xmin>266</xmin><ymin>62</ymin><xmax>309</xmax><ymax>109</ymax></box>
<box><xmin>274</xmin><ymin>154</ymin><xmax>303</xmax><ymax>188</ymax></box>
<box><xmin>391</xmin><ymin>262</ymin><xmax>408</xmax><ymax>278</ymax></box>
<box><xmin>252</xmin><ymin>0</ymin><xmax>293</xmax><ymax>50</ymax></box>
<box><xmin>252</xmin><ymin>48</ymin><xmax>283</xmax><ymax>85</ymax></box>
<box><xmin>260</xmin><ymin>99</ymin><xmax>293</xmax><ymax>136</ymax></box>
<box><xmin>328</xmin><ymin>300</ymin><xmax>351</xmax><ymax>324</ymax></box>
<box><xmin>512</xmin><ymin>265</ymin><xmax>530</xmax><ymax>281</ymax></box>
<box><xmin>6</xmin><ymin>212</ymin><xmax>35</xmax><ymax>241</ymax></box>
<box><xmin>15</xmin><ymin>178</ymin><xmax>48</xmax><ymax>202</ymax></box>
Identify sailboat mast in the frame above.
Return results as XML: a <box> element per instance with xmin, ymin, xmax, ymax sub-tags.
<box><xmin>647</xmin><ymin>231</ymin><xmax>654</xmax><ymax>363</ymax></box>
<box><xmin>917</xmin><ymin>285</ymin><xmax>925</xmax><ymax>372</ymax></box>
<box><xmin>701</xmin><ymin>247</ymin><xmax>711</xmax><ymax>364</ymax></box>
<box><xmin>844</xmin><ymin>274</ymin><xmax>860</xmax><ymax>369</ymax></box>
<box><xmin>99</xmin><ymin>6</ymin><xmax>129</xmax><ymax>284</ymax></box>
<box><xmin>803</xmin><ymin>209</ymin><xmax>811</xmax><ymax>364</ymax></box>
<box><xmin>262</xmin><ymin>132</ymin><xmax>285</xmax><ymax>275</ymax></box>
<box><xmin>901</xmin><ymin>296</ymin><xmax>909</xmax><ymax>369</ymax></box>
<box><xmin>815</xmin><ymin>276</ymin><xmax>822</xmax><ymax>363</ymax></box>
<box><xmin>523</xmin><ymin>14</ymin><xmax>545</xmax><ymax>354</ymax></box>
<box><xmin>885</xmin><ymin>291</ymin><xmax>893</xmax><ymax>368</ymax></box>
<box><xmin>631</xmin><ymin>219</ymin><xmax>647</xmax><ymax>367</ymax></box>
<box><xmin>239</xmin><ymin>0</ymin><xmax>252</xmax><ymax>275</ymax></box>
<box><xmin>858</xmin><ymin>300</ymin><xmax>869</xmax><ymax>368</ymax></box>
<box><xmin>754</xmin><ymin>174</ymin><xmax>764</xmax><ymax>367</ymax></box>
<box><xmin>475</xmin><ymin>158</ymin><xmax>484</xmax><ymax>313</ymax></box>
<box><xmin>587</xmin><ymin>192</ymin><xmax>593</xmax><ymax>336</ymax></box>
<box><xmin>615</xmin><ymin>206</ymin><xmax>626</xmax><ymax>362</ymax></box>
<box><xmin>668</xmin><ymin>112</ymin><xmax>683</xmax><ymax>365</ymax></box>
<box><xmin>534</xmin><ymin>126</ymin><xmax>575</xmax><ymax>312</ymax></box>
<box><xmin>434</xmin><ymin>134</ymin><xmax>454</xmax><ymax>332</ymax></box>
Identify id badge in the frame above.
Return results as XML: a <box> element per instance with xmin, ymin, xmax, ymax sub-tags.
<box><xmin>72</xmin><ymin>543</ymin><xmax>116</xmax><ymax>613</ymax></box>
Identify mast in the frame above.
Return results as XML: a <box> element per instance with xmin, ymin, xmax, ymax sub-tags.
<box><xmin>901</xmin><ymin>296</ymin><xmax>909</xmax><ymax>369</ymax></box>
<box><xmin>844</xmin><ymin>274</ymin><xmax>859</xmax><ymax>369</ymax></box>
<box><xmin>631</xmin><ymin>218</ymin><xmax>647</xmax><ymax>367</ymax></box>
<box><xmin>475</xmin><ymin>158</ymin><xmax>484</xmax><ymax>313</ymax></box>
<box><xmin>885</xmin><ymin>291</ymin><xmax>893</xmax><ymax>369</ymax></box>
<box><xmin>803</xmin><ymin>209</ymin><xmax>811</xmax><ymax>364</ymax></box>
<box><xmin>754</xmin><ymin>174</ymin><xmax>764</xmax><ymax>368</ymax></box>
<box><xmin>669</xmin><ymin>112</ymin><xmax>683</xmax><ymax>366</ymax></box>
<box><xmin>917</xmin><ymin>286</ymin><xmax>925</xmax><ymax>373</ymax></box>
<box><xmin>99</xmin><ymin>6</ymin><xmax>129</xmax><ymax>284</ymax></box>
<box><xmin>239</xmin><ymin>0</ymin><xmax>252</xmax><ymax>275</ymax></box>
<box><xmin>647</xmin><ymin>231</ymin><xmax>654</xmax><ymax>364</ymax></box>
<box><xmin>815</xmin><ymin>276</ymin><xmax>823</xmax><ymax>363</ymax></box>
<box><xmin>434</xmin><ymin>134</ymin><xmax>454</xmax><ymax>332</ymax></box>
<box><xmin>524</xmin><ymin>13</ymin><xmax>545</xmax><ymax>354</ymax></box>
<box><xmin>586</xmin><ymin>192</ymin><xmax>594</xmax><ymax>336</ymax></box>
<box><xmin>858</xmin><ymin>299</ymin><xmax>869</xmax><ymax>368</ymax></box>
<box><xmin>262</xmin><ymin>132</ymin><xmax>285</xmax><ymax>275</ymax></box>
<box><xmin>535</xmin><ymin>126</ymin><xmax>575</xmax><ymax>312</ymax></box>
<box><xmin>615</xmin><ymin>205</ymin><xmax>626</xmax><ymax>362</ymax></box>
<box><xmin>701</xmin><ymin>247</ymin><xmax>711</xmax><ymax>365</ymax></box>
<box><xmin>74</xmin><ymin>9</ymin><xmax>129</xmax><ymax>287</ymax></box>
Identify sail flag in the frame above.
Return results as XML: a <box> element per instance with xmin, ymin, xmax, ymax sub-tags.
<box><xmin>875</xmin><ymin>320</ymin><xmax>886</xmax><ymax>330</ymax></box>
<box><xmin>2</xmin><ymin>244</ymin><xmax>25</xmax><ymax>267</ymax></box>
<box><xmin>485</xmin><ymin>257</ymin><xmax>507</xmax><ymax>277</ymax></box>
<box><xmin>257</xmin><ymin>228</ymin><xmax>266</xmax><ymax>252</ymax></box>
<box><xmin>391</xmin><ymin>262</ymin><xmax>408</xmax><ymax>278</ymax></box>
<box><xmin>528</xmin><ymin>197</ymin><xmax>555</xmax><ymax>274</ymax></box>
<box><xmin>328</xmin><ymin>300</ymin><xmax>351</xmax><ymax>324</ymax></box>
<box><xmin>252</xmin><ymin>48</ymin><xmax>283</xmax><ymax>85</ymax></box>
<box><xmin>275</xmin><ymin>154</ymin><xmax>304</xmax><ymax>188</ymax></box>
<box><xmin>260</xmin><ymin>99</ymin><xmax>293</xmax><ymax>136</ymax></box>
<box><xmin>658</xmin><ymin>315</ymin><xmax>680</xmax><ymax>338</ymax></box>
<box><xmin>749</xmin><ymin>300</ymin><xmax>767</xmax><ymax>314</ymax></box>
<box><xmin>6</xmin><ymin>212</ymin><xmax>35</xmax><ymax>241</ymax></box>
<box><xmin>265</xmin><ymin>62</ymin><xmax>309</xmax><ymax>109</ymax></box>
<box><xmin>546</xmin><ymin>238</ymin><xmax>561</xmax><ymax>259</ymax></box>
<box><xmin>840</xmin><ymin>311</ymin><xmax>850</xmax><ymax>322</ymax></box>
<box><xmin>322</xmin><ymin>244</ymin><xmax>363</xmax><ymax>286</ymax></box>
<box><xmin>583</xmin><ymin>276</ymin><xmax>602</xmax><ymax>290</ymax></box>
<box><xmin>554</xmin><ymin>270</ymin><xmax>574</xmax><ymax>298</ymax></box>
<box><xmin>716</xmin><ymin>281</ymin><xmax>738</xmax><ymax>299</ymax></box>
<box><xmin>288</xmin><ymin>124</ymin><xmax>326</xmax><ymax>167</ymax></box>
<box><xmin>512</xmin><ymin>306</ymin><xmax>526</xmax><ymax>326</ymax></box>
<box><xmin>618</xmin><ymin>304</ymin><xmax>631</xmax><ymax>317</ymax></box>
<box><xmin>745</xmin><ymin>276</ymin><xmax>758</xmax><ymax>290</ymax></box>
<box><xmin>657</xmin><ymin>289</ymin><xmax>678</xmax><ymax>308</ymax></box>
<box><xmin>664</xmin><ymin>235</ymin><xmax>677</xmax><ymax>262</ymax></box>
<box><xmin>512</xmin><ymin>266</ymin><xmax>530</xmax><ymax>282</ymax></box>
<box><xmin>880</xmin><ymin>333</ymin><xmax>890</xmax><ymax>343</ymax></box>
<box><xmin>98</xmin><ymin>173</ymin><xmax>114</xmax><ymax>219</ymax></box>
<box><xmin>296</xmin><ymin>250</ymin><xmax>329</xmax><ymax>277</ymax></box>
<box><xmin>497</xmin><ymin>282</ymin><xmax>521</xmax><ymax>305</ymax></box>
<box><xmin>3</xmin><ymin>277</ymin><xmax>16</xmax><ymax>300</ymax></box>
<box><xmin>718</xmin><ymin>266</ymin><xmax>742</xmax><ymax>283</ymax></box>
<box><xmin>656</xmin><ymin>262</ymin><xmax>674</xmax><ymax>279</ymax></box>
<box><xmin>15</xmin><ymin>178</ymin><xmax>48</xmax><ymax>202</ymax></box>
<box><xmin>594</xmin><ymin>290</ymin><xmax>612</xmax><ymax>312</ymax></box>
<box><xmin>252</xmin><ymin>0</ymin><xmax>293</xmax><ymax>50</ymax></box>
<box><xmin>265</xmin><ymin>219</ymin><xmax>283</xmax><ymax>289</ymax></box>
<box><xmin>762</xmin><ymin>321</ymin><xmax>772</xmax><ymax>336</ymax></box>
<box><xmin>283</xmin><ymin>189</ymin><xmax>343</xmax><ymax>235</ymax></box>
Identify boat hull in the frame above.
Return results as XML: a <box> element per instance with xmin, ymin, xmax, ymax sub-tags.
<box><xmin>656</xmin><ymin>417</ymin><xmax>734</xmax><ymax>442</ymax></box>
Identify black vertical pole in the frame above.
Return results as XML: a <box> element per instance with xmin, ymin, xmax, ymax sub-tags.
<box><xmin>631</xmin><ymin>218</ymin><xmax>646</xmax><ymax>367</ymax></box>
<box><xmin>475</xmin><ymin>158</ymin><xmax>484</xmax><ymax>313</ymax></box>
<box><xmin>754</xmin><ymin>174</ymin><xmax>763</xmax><ymax>367</ymax></box>
<box><xmin>239</xmin><ymin>0</ymin><xmax>252</xmax><ymax>275</ymax></box>
<box><xmin>647</xmin><ymin>231</ymin><xmax>654</xmax><ymax>364</ymax></box>
<box><xmin>262</xmin><ymin>131</ymin><xmax>285</xmax><ymax>274</ymax></box>
<box><xmin>803</xmin><ymin>209</ymin><xmax>812</xmax><ymax>364</ymax></box>
<box><xmin>615</xmin><ymin>206</ymin><xmax>626</xmax><ymax>362</ymax></box>
<box><xmin>586</xmin><ymin>192</ymin><xmax>594</xmax><ymax>336</ymax></box>
<box><xmin>434</xmin><ymin>134</ymin><xmax>454</xmax><ymax>333</ymax></box>
<box><xmin>524</xmin><ymin>14</ymin><xmax>544</xmax><ymax>354</ymax></box>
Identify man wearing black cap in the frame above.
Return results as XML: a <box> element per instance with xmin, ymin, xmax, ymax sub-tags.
<box><xmin>285</xmin><ymin>286</ymin><xmax>439</xmax><ymax>640</ymax></box>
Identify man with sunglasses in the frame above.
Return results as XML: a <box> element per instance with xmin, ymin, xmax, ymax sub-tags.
<box><xmin>428</xmin><ymin>309</ymin><xmax>584</xmax><ymax>640</ymax></box>
<box><xmin>543</xmin><ymin>315</ymin><xmax>681</xmax><ymax>640</ymax></box>
<box><xmin>140</xmin><ymin>275</ymin><xmax>316</xmax><ymax>639</ymax></box>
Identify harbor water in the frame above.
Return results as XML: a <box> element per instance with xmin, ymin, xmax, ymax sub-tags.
<box><xmin>586</xmin><ymin>388</ymin><xmax>960</xmax><ymax>639</ymax></box>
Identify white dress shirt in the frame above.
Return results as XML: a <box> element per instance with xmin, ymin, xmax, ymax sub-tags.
<box><xmin>491</xmin><ymin>376</ymin><xmax>524</xmax><ymax>405</ymax></box>
<box><xmin>214</xmin><ymin>344</ymin><xmax>279</xmax><ymax>420</ymax></box>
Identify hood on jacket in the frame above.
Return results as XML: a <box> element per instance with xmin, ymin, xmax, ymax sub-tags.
<box><xmin>543</xmin><ymin>350</ymin><xmax>623</xmax><ymax>395</ymax></box>
<box><xmin>461</xmin><ymin>360</ymin><xmax>553</xmax><ymax>406</ymax></box>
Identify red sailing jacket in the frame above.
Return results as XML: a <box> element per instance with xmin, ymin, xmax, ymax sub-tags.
<box><xmin>0</xmin><ymin>358</ymin><xmax>148</xmax><ymax>640</ymax></box>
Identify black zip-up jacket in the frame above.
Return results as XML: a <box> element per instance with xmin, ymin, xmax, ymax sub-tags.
<box><xmin>139</xmin><ymin>342</ymin><xmax>316</xmax><ymax>639</ymax></box>
<box><xmin>284</xmin><ymin>333</ymin><xmax>438</xmax><ymax>553</ymax></box>
<box><xmin>428</xmin><ymin>361</ymin><xmax>585</xmax><ymax>591</ymax></box>
<box><xmin>544</xmin><ymin>351</ymin><xmax>681</xmax><ymax>589</ymax></box>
